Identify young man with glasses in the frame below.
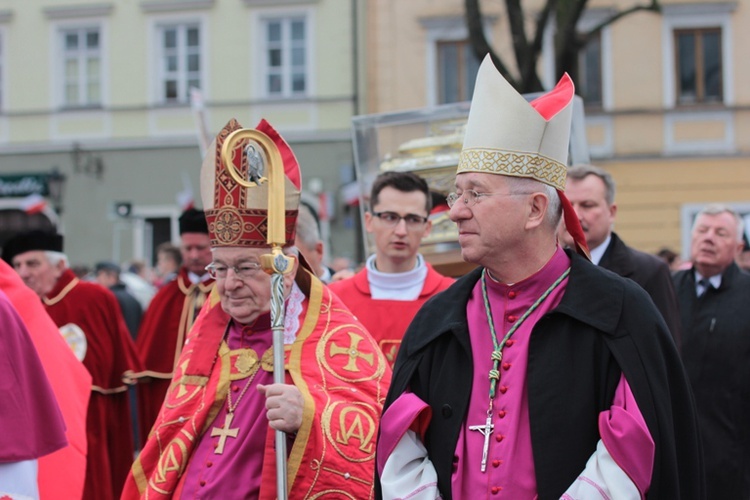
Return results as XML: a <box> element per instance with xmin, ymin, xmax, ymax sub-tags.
<box><xmin>328</xmin><ymin>171</ymin><xmax>454</xmax><ymax>367</ymax></box>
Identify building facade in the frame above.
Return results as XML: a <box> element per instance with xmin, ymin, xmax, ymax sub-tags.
<box><xmin>360</xmin><ymin>0</ymin><xmax>750</xmax><ymax>259</ymax></box>
<box><xmin>0</xmin><ymin>0</ymin><xmax>364</xmax><ymax>267</ymax></box>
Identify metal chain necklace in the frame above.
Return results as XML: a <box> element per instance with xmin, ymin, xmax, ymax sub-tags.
<box><xmin>470</xmin><ymin>267</ymin><xmax>570</xmax><ymax>472</ymax></box>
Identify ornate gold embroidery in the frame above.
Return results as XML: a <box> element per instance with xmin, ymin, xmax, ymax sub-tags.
<box><xmin>321</xmin><ymin>401</ymin><xmax>378</xmax><ymax>462</ymax></box>
<box><xmin>319</xmin><ymin>325</ymin><xmax>386</xmax><ymax>383</ymax></box>
<box><xmin>335</xmin><ymin>406</ymin><xmax>376</xmax><ymax>454</ymax></box>
<box><xmin>234</xmin><ymin>349</ymin><xmax>258</xmax><ymax>374</ymax></box>
<box><xmin>457</xmin><ymin>148</ymin><xmax>567</xmax><ymax>190</ymax></box>
<box><xmin>212</xmin><ymin>208</ymin><xmax>244</xmax><ymax>244</ymax></box>
<box><xmin>329</xmin><ymin>331</ymin><xmax>374</xmax><ymax>372</ymax></box>
<box><xmin>153</xmin><ymin>435</ymin><xmax>191</xmax><ymax>487</ymax></box>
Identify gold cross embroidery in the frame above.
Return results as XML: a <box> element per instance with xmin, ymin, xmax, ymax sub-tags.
<box><xmin>329</xmin><ymin>332</ymin><xmax>374</xmax><ymax>372</ymax></box>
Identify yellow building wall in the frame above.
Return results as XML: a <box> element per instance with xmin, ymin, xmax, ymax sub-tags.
<box><xmin>601</xmin><ymin>157</ymin><xmax>750</xmax><ymax>255</ymax></box>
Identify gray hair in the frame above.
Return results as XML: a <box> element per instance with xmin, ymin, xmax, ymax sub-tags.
<box><xmin>45</xmin><ymin>250</ymin><xmax>69</xmax><ymax>268</ymax></box>
<box><xmin>694</xmin><ymin>204</ymin><xmax>745</xmax><ymax>242</ymax></box>
<box><xmin>295</xmin><ymin>204</ymin><xmax>321</xmax><ymax>249</ymax></box>
<box><xmin>506</xmin><ymin>177</ymin><xmax>562</xmax><ymax>229</ymax></box>
<box><xmin>567</xmin><ymin>164</ymin><xmax>616</xmax><ymax>205</ymax></box>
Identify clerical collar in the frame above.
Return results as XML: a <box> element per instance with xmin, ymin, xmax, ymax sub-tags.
<box><xmin>484</xmin><ymin>245</ymin><xmax>570</xmax><ymax>294</ymax></box>
<box><xmin>366</xmin><ymin>254</ymin><xmax>427</xmax><ymax>300</ymax></box>
<box><xmin>188</xmin><ymin>271</ymin><xmax>212</xmax><ymax>284</ymax></box>
<box><xmin>588</xmin><ymin>233</ymin><xmax>612</xmax><ymax>266</ymax></box>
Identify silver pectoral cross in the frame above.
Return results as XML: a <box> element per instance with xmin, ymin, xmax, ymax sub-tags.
<box><xmin>469</xmin><ymin>411</ymin><xmax>494</xmax><ymax>472</ymax></box>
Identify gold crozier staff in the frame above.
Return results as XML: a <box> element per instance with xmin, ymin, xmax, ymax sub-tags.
<box><xmin>221</xmin><ymin>129</ymin><xmax>294</xmax><ymax>500</ymax></box>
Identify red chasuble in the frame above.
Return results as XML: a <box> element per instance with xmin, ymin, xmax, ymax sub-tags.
<box><xmin>123</xmin><ymin>270</ymin><xmax>391</xmax><ymax>499</ymax></box>
<box><xmin>44</xmin><ymin>268</ymin><xmax>142</xmax><ymax>500</ymax></box>
<box><xmin>134</xmin><ymin>267</ymin><xmax>214</xmax><ymax>447</ymax></box>
<box><xmin>0</xmin><ymin>260</ymin><xmax>91</xmax><ymax>499</ymax></box>
<box><xmin>328</xmin><ymin>264</ymin><xmax>454</xmax><ymax>366</ymax></box>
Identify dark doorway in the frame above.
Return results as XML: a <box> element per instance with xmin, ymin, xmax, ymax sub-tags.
<box><xmin>144</xmin><ymin>216</ymin><xmax>173</xmax><ymax>266</ymax></box>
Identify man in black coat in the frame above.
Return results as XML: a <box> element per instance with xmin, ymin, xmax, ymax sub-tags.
<box><xmin>375</xmin><ymin>55</ymin><xmax>704</xmax><ymax>499</ymax></box>
<box><xmin>561</xmin><ymin>165</ymin><xmax>682</xmax><ymax>346</ymax></box>
<box><xmin>673</xmin><ymin>203</ymin><xmax>750</xmax><ymax>498</ymax></box>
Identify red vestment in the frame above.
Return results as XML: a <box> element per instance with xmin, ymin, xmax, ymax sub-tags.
<box><xmin>44</xmin><ymin>269</ymin><xmax>141</xmax><ymax>500</ymax></box>
<box><xmin>0</xmin><ymin>260</ymin><xmax>91</xmax><ymax>499</ymax></box>
<box><xmin>328</xmin><ymin>263</ymin><xmax>454</xmax><ymax>366</ymax></box>
<box><xmin>122</xmin><ymin>270</ymin><xmax>391</xmax><ymax>499</ymax></box>
<box><xmin>133</xmin><ymin>267</ymin><xmax>214</xmax><ymax>447</ymax></box>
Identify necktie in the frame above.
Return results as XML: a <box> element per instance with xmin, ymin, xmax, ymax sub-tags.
<box><xmin>697</xmin><ymin>278</ymin><xmax>713</xmax><ymax>297</ymax></box>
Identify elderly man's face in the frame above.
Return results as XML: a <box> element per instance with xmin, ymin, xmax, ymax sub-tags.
<box><xmin>691</xmin><ymin>211</ymin><xmax>744</xmax><ymax>278</ymax></box>
<box><xmin>211</xmin><ymin>246</ymin><xmax>297</xmax><ymax>326</ymax></box>
<box><xmin>181</xmin><ymin>233</ymin><xmax>212</xmax><ymax>276</ymax></box>
<box><xmin>12</xmin><ymin>250</ymin><xmax>64</xmax><ymax>298</ymax></box>
<box><xmin>448</xmin><ymin>172</ymin><xmax>531</xmax><ymax>268</ymax></box>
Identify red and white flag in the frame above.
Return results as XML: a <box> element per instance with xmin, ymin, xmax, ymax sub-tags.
<box><xmin>20</xmin><ymin>193</ymin><xmax>47</xmax><ymax>214</ymax></box>
<box><xmin>341</xmin><ymin>182</ymin><xmax>361</xmax><ymax>207</ymax></box>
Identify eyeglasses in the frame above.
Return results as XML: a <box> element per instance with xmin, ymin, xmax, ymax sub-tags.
<box><xmin>372</xmin><ymin>211</ymin><xmax>429</xmax><ymax>229</ymax></box>
<box><xmin>205</xmin><ymin>262</ymin><xmax>262</xmax><ymax>279</ymax></box>
<box><xmin>446</xmin><ymin>189</ymin><xmax>529</xmax><ymax>208</ymax></box>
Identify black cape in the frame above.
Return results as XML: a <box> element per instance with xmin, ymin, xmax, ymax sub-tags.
<box><xmin>377</xmin><ymin>250</ymin><xmax>704</xmax><ymax>500</ymax></box>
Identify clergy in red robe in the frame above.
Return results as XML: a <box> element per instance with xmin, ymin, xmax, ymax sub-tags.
<box><xmin>0</xmin><ymin>259</ymin><xmax>91</xmax><ymax>499</ymax></box>
<box><xmin>0</xmin><ymin>288</ymin><xmax>67</xmax><ymax>499</ymax></box>
<box><xmin>328</xmin><ymin>172</ymin><xmax>453</xmax><ymax>366</ymax></box>
<box><xmin>376</xmin><ymin>56</ymin><xmax>703</xmax><ymax>499</ymax></box>
<box><xmin>122</xmin><ymin>118</ymin><xmax>391</xmax><ymax>499</ymax></box>
<box><xmin>3</xmin><ymin>230</ymin><xmax>142</xmax><ymax>500</ymax></box>
<box><xmin>133</xmin><ymin>208</ymin><xmax>213</xmax><ymax>447</ymax></box>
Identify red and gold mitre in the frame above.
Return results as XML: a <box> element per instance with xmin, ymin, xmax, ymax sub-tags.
<box><xmin>200</xmin><ymin>118</ymin><xmax>301</xmax><ymax>247</ymax></box>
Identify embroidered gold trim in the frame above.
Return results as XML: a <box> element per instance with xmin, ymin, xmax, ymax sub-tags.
<box><xmin>43</xmin><ymin>277</ymin><xmax>80</xmax><ymax>306</ymax></box>
<box><xmin>457</xmin><ymin>148</ymin><xmax>567</xmax><ymax>190</ymax></box>
<box><xmin>92</xmin><ymin>384</ymin><xmax>129</xmax><ymax>395</ymax></box>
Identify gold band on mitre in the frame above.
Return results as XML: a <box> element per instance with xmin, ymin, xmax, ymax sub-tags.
<box><xmin>457</xmin><ymin>148</ymin><xmax>567</xmax><ymax>191</ymax></box>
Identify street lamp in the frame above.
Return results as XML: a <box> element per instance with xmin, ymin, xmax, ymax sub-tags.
<box><xmin>47</xmin><ymin>167</ymin><xmax>67</xmax><ymax>215</ymax></box>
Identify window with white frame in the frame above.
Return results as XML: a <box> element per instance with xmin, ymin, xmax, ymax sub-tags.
<box><xmin>262</xmin><ymin>16</ymin><xmax>308</xmax><ymax>97</ymax></box>
<box><xmin>662</xmin><ymin>4</ymin><xmax>733</xmax><ymax>108</ymax></box>
<box><xmin>674</xmin><ymin>27</ymin><xmax>723</xmax><ymax>105</ymax></box>
<box><xmin>579</xmin><ymin>32</ymin><xmax>603</xmax><ymax>107</ymax></box>
<box><xmin>437</xmin><ymin>40</ymin><xmax>480</xmax><ymax>104</ymax></box>
<box><xmin>60</xmin><ymin>27</ymin><xmax>102</xmax><ymax>108</ymax></box>
<box><xmin>157</xmin><ymin>23</ymin><xmax>201</xmax><ymax>103</ymax></box>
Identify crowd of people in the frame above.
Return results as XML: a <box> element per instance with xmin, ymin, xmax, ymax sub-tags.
<box><xmin>2</xmin><ymin>53</ymin><xmax>750</xmax><ymax>500</ymax></box>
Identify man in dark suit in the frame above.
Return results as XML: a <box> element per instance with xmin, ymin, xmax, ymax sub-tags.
<box><xmin>673</xmin><ymin>203</ymin><xmax>750</xmax><ymax>498</ymax></box>
<box><xmin>560</xmin><ymin>165</ymin><xmax>682</xmax><ymax>345</ymax></box>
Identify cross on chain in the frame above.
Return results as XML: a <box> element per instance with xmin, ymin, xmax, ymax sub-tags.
<box><xmin>468</xmin><ymin>409</ymin><xmax>495</xmax><ymax>472</ymax></box>
<box><xmin>211</xmin><ymin>412</ymin><xmax>239</xmax><ymax>454</ymax></box>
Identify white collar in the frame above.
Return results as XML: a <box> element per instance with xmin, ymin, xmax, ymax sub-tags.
<box><xmin>187</xmin><ymin>271</ymin><xmax>211</xmax><ymax>284</ymax></box>
<box><xmin>589</xmin><ymin>234</ymin><xmax>612</xmax><ymax>266</ymax></box>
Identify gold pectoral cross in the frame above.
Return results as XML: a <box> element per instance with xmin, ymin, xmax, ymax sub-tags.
<box><xmin>469</xmin><ymin>410</ymin><xmax>494</xmax><ymax>472</ymax></box>
<box><xmin>211</xmin><ymin>412</ymin><xmax>239</xmax><ymax>455</ymax></box>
